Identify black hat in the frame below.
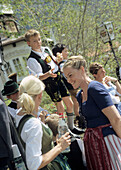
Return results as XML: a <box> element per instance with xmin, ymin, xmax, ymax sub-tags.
<box><xmin>2</xmin><ymin>80</ymin><xmax>19</xmax><ymax>96</ymax></box>
<box><xmin>8</xmin><ymin>73</ymin><xmax>17</xmax><ymax>83</ymax></box>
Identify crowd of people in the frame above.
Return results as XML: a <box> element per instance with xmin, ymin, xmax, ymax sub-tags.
<box><xmin>25</xmin><ymin>29</ymin><xmax>83</xmax><ymax>135</ymax></box>
<box><xmin>63</xmin><ymin>56</ymin><xmax>121</xmax><ymax>169</ymax></box>
<box><xmin>0</xmin><ymin>28</ymin><xmax>121</xmax><ymax>170</ymax></box>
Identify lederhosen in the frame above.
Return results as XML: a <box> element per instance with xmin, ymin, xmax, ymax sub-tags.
<box><xmin>58</xmin><ymin>61</ymin><xmax>73</xmax><ymax>91</ymax></box>
<box><xmin>28</xmin><ymin>50</ymin><xmax>70</xmax><ymax>102</ymax></box>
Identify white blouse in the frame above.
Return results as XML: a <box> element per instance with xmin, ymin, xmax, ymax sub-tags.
<box><xmin>15</xmin><ymin>116</ymin><xmax>43</xmax><ymax>170</ymax></box>
<box><xmin>104</xmin><ymin>82</ymin><xmax>121</xmax><ymax>104</ymax></box>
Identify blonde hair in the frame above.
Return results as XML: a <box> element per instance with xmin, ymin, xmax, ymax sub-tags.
<box><xmin>25</xmin><ymin>29</ymin><xmax>40</xmax><ymax>41</ymax></box>
<box><xmin>18</xmin><ymin>75</ymin><xmax>45</xmax><ymax>114</ymax></box>
<box><xmin>63</xmin><ymin>55</ymin><xmax>87</xmax><ymax>72</ymax></box>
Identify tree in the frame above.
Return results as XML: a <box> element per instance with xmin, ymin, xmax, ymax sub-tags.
<box><xmin>1</xmin><ymin>0</ymin><xmax>121</xmax><ymax>78</ymax></box>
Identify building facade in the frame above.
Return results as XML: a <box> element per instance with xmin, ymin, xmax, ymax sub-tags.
<box><xmin>0</xmin><ymin>37</ymin><xmax>30</xmax><ymax>91</ymax></box>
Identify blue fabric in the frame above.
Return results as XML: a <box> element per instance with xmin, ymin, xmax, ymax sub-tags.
<box><xmin>116</xmin><ymin>102</ymin><xmax>121</xmax><ymax>115</ymax></box>
<box><xmin>105</xmin><ymin>82</ymin><xmax>121</xmax><ymax>115</ymax></box>
<box><xmin>76</xmin><ymin>90</ymin><xmax>82</xmax><ymax>107</ymax></box>
<box><xmin>107</xmin><ymin>86</ymin><xmax>116</xmax><ymax>95</ymax></box>
<box><xmin>81</xmin><ymin>81</ymin><xmax>116</xmax><ymax>137</ymax></box>
<box><xmin>106</xmin><ymin>82</ymin><xmax>116</xmax><ymax>96</ymax></box>
<box><xmin>54</xmin><ymin>154</ymin><xmax>71</xmax><ymax>170</ymax></box>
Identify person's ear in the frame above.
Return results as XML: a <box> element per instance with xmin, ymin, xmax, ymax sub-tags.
<box><xmin>7</xmin><ymin>95</ymin><xmax>10</xmax><ymax>99</ymax></box>
<box><xmin>38</xmin><ymin>92</ymin><xmax>43</xmax><ymax>100</ymax></box>
<box><xmin>80</xmin><ymin>66</ymin><xmax>84</xmax><ymax>72</ymax></box>
<box><xmin>93</xmin><ymin>74</ymin><xmax>96</xmax><ymax>78</ymax></box>
<box><xmin>27</xmin><ymin>41</ymin><xmax>30</xmax><ymax>46</ymax></box>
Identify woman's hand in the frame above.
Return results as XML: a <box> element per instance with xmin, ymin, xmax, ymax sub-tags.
<box><xmin>104</xmin><ymin>76</ymin><xmax>117</xmax><ymax>84</ymax></box>
<box><xmin>104</xmin><ymin>76</ymin><xmax>121</xmax><ymax>94</ymax></box>
<box><xmin>39</xmin><ymin>132</ymin><xmax>71</xmax><ymax>169</ymax></box>
<box><xmin>56</xmin><ymin>132</ymin><xmax>71</xmax><ymax>152</ymax></box>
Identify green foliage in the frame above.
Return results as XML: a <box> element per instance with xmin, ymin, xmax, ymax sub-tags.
<box><xmin>4</xmin><ymin>91</ymin><xmax>57</xmax><ymax>114</ymax></box>
<box><xmin>40</xmin><ymin>91</ymin><xmax>57</xmax><ymax>114</ymax></box>
<box><xmin>1</xmin><ymin>0</ymin><xmax>121</xmax><ymax>111</ymax></box>
<box><xmin>1</xmin><ymin>0</ymin><xmax>121</xmax><ymax>62</ymax></box>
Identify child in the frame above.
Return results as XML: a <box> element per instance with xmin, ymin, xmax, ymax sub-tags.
<box><xmin>52</xmin><ymin>43</ymin><xmax>82</xmax><ymax>129</ymax></box>
<box><xmin>45</xmin><ymin>114</ymin><xmax>87</xmax><ymax>170</ymax></box>
<box><xmin>25</xmin><ymin>29</ymin><xmax>82</xmax><ymax>134</ymax></box>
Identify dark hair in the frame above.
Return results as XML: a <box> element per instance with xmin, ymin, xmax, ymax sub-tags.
<box><xmin>89</xmin><ymin>63</ymin><xmax>102</xmax><ymax>75</ymax></box>
<box><xmin>52</xmin><ymin>43</ymin><xmax>66</xmax><ymax>57</ymax></box>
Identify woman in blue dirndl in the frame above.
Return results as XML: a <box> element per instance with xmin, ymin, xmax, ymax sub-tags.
<box><xmin>63</xmin><ymin>56</ymin><xmax>121</xmax><ymax>170</ymax></box>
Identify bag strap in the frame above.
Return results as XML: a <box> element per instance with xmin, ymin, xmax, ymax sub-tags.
<box><xmin>44</xmin><ymin>48</ymin><xmax>61</xmax><ymax>70</ymax></box>
<box><xmin>17</xmin><ymin>114</ymin><xmax>34</xmax><ymax>149</ymax></box>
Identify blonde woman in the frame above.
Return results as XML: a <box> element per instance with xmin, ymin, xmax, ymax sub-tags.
<box><xmin>15</xmin><ymin>75</ymin><xmax>71</xmax><ymax>170</ymax></box>
<box><xmin>63</xmin><ymin>56</ymin><xmax>121</xmax><ymax>170</ymax></box>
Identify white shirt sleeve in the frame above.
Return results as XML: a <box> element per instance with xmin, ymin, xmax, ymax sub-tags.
<box><xmin>27</xmin><ymin>58</ymin><xmax>43</xmax><ymax>76</ymax></box>
<box><xmin>21</xmin><ymin>117</ymin><xmax>43</xmax><ymax>170</ymax></box>
<box><xmin>8</xmin><ymin>107</ymin><xmax>17</xmax><ymax>118</ymax></box>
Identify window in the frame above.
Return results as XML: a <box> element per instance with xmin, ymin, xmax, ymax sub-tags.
<box><xmin>13</xmin><ymin>58</ymin><xmax>23</xmax><ymax>77</ymax></box>
<box><xmin>23</xmin><ymin>57</ymin><xmax>27</xmax><ymax>67</ymax></box>
<box><xmin>4</xmin><ymin>62</ymin><xmax>12</xmax><ymax>75</ymax></box>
